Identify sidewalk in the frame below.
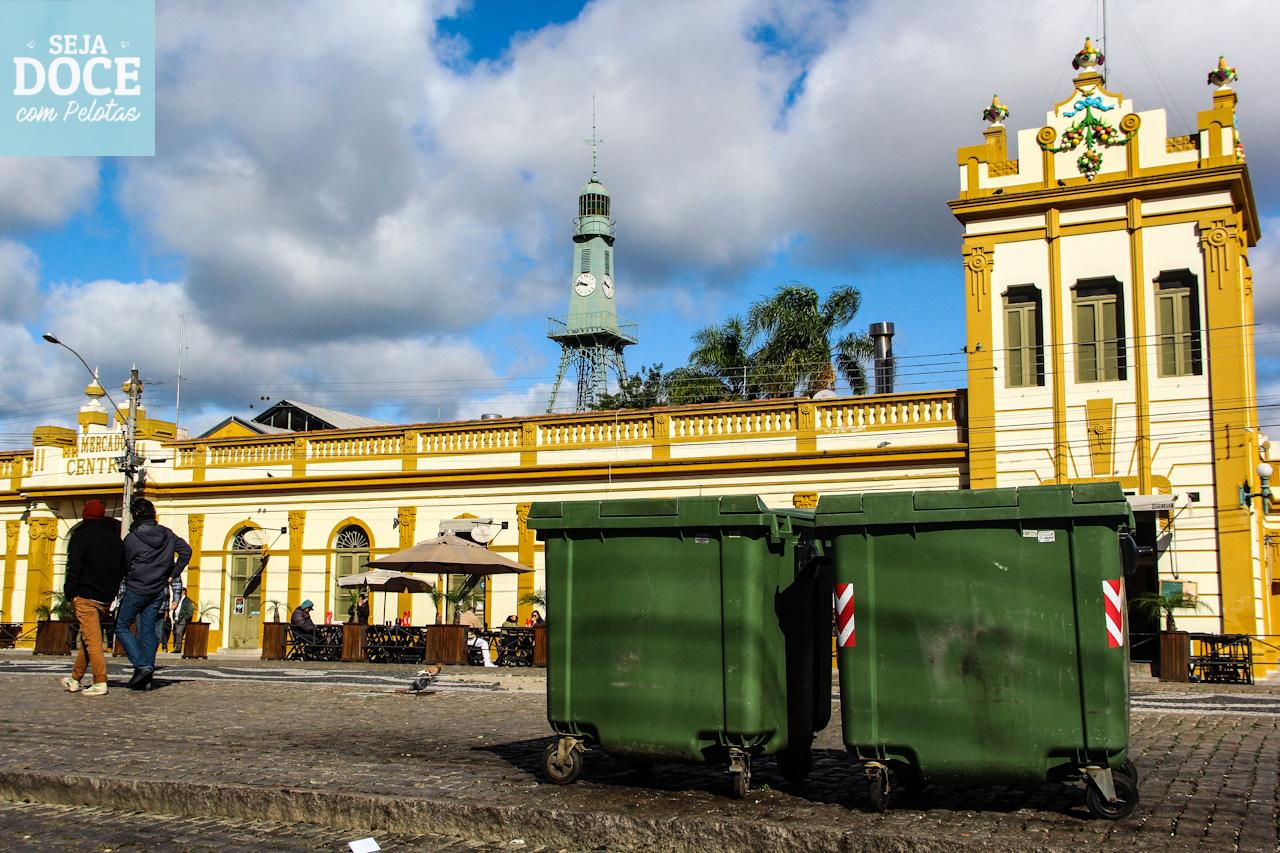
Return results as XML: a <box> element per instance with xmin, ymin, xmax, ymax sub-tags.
<box><xmin>0</xmin><ymin>654</ymin><xmax>1277</xmax><ymax>853</ymax></box>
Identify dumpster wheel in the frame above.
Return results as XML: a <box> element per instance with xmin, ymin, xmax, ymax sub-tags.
<box><xmin>1119</xmin><ymin>758</ymin><xmax>1139</xmax><ymax>785</ymax></box>
<box><xmin>1084</xmin><ymin>768</ymin><xmax>1139</xmax><ymax>820</ymax></box>
<box><xmin>866</xmin><ymin>762</ymin><xmax>891</xmax><ymax>813</ymax></box>
<box><xmin>543</xmin><ymin>739</ymin><xmax>585</xmax><ymax>785</ymax></box>
<box><xmin>729</xmin><ymin>748</ymin><xmax>751</xmax><ymax>799</ymax></box>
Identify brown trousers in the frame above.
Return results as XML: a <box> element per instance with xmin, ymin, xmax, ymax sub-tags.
<box><xmin>71</xmin><ymin>597</ymin><xmax>109</xmax><ymax>684</ymax></box>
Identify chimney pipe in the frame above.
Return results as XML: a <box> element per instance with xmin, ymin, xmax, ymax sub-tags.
<box><xmin>870</xmin><ymin>322</ymin><xmax>895</xmax><ymax>395</ymax></box>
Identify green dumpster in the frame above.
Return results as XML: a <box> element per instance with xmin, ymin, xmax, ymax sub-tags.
<box><xmin>527</xmin><ymin>495</ymin><xmax>831</xmax><ymax>797</ymax></box>
<box><xmin>816</xmin><ymin>483</ymin><xmax>1140</xmax><ymax>819</ymax></box>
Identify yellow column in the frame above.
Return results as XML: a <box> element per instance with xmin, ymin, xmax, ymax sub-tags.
<box><xmin>652</xmin><ymin>414</ymin><xmax>670</xmax><ymax>461</ymax></box>
<box><xmin>396</xmin><ymin>507</ymin><xmax>416</xmax><ymax>621</ymax></box>
<box><xmin>520</xmin><ymin>422</ymin><xmax>538</xmax><ymax>466</ymax></box>
<box><xmin>1127</xmin><ymin>200</ymin><xmax>1152</xmax><ymax>493</ymax></box>
<box><xmin>186</xmin><ymin>514</ymin><xmax>204</xmax><ymax>607</ymax></box>
<box><xmin>1201</xmin><ymin>215</ymin><xmax>1254</xmax><ymax>635</ymax></box>
<box><xmin>288</xmin><ymin>511</ymin><xmax>305</xmax><ymax>611</ymax></box>
<box><xmin>291</xmin><ymin>436</ymin><xmax>306</xmax><ymax>477</ymax></box>
<box><xmin>1046</xmin><ymin>209</ymin><xmax>1069</xmax><ymax>483</ymax></box>
<box><xmin>516</xmin><ymin>503</ymin><xmax>534</xmax><ymax>623</ymax></box>
<box><xmin>797</xmin><ymin>402</ymin><xmax>817</xmax><ymax>453</ymax></box>
<box><xmin>401</xmin><ymin>429</ymin><xmax>418</xmax><ymax>472</ymax></box>
<box><xmin>963</xmin><ymin>241</ymin><xmax>997</xmax><ymax>488</ymax></box>
<box><xmin>4</xmin><ymin>520</ymin><xmax>19</xmax><ymax>624</ymax></box>
<box><xmin>23</xmin><ymin>517</ymin><xmax>58</xmax><ymax>626</ymax></box>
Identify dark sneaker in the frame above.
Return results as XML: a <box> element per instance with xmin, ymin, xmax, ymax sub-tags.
<box><xmin>125</xmin><ymin>667</ymin><xmax>154</xmax><ymax>690</ymax></box>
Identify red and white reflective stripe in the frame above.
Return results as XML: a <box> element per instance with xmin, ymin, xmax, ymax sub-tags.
<box><xmin>1103</xmin><ymin>579</ymin><xmax>1123</xmax><ymax>648</ymax></box>
<box><xmin>835</xmin><ymin>583</ymin><xmax>855</xmax><ymax>647</ymax></box>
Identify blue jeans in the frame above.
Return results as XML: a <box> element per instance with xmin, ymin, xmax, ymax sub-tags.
<box><xmin>115</xmin><ymin>589</ymin><xmax>167</xmax><ymax>669</ymax></box>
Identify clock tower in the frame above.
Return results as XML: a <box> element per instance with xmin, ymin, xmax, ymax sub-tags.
<box><xmin>546</xmin><ymin>159</ymin><xmax>637</xmax><ymax>412</ymax></box>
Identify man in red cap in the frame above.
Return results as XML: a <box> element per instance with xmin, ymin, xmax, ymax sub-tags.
<box><xmin>61</xmin><ymin>499</ymin><xmax>126</xmax><ymax>696</ymax></box>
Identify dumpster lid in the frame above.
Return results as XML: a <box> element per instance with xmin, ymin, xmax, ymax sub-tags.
<box><xmin>1126</xmin><ymin>493</ymin><xmax>1176</xmax><ymax>512</ymax></box>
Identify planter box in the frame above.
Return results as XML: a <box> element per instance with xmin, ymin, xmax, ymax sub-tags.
<box><xmin>34</xmin><ymin>620</ymin><xmax>74</xmax><ymax>655</ymax></box>
<box><xmin>533</xmin><ymin>624</ymin><xmax>547</xmax><ymax>668</ymax></box>
<box><xmin>1158</xmin><ymin>630</ymin><xmax>1191</xmax><ymax>682</ymax></box>
<box><xmin>0</xmin><ymin>623</ymin><xmax>21</xmax><ymax>649</ymax></box>
<box><xmin>261</xmin><ymin>622</ymin><xmax>286</xmax><ymax>660</ymax></box>
<box><xmin>341</xmin><ymin>624</ymin><xmax>366</xmax><ymax>662</ymax></box>
<box><xmin>424</xmin><ymin>624</ymin><xmax>467</xmax><ymax>665</ymax></box>
<box><xmin>182</xmin><ymin>622</ymin><xmax>210</xmax><ymax>659</ymax></box>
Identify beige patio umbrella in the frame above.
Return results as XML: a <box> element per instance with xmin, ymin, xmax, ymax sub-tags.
<box><xmin>368</xmin><ymin>533</ymin><xmax>531</xmax><ymax>621</ymax></box>
<box><xmin>367</xmin><ymin>533</ymin><xmax>531</xmax><ymax>575</ymax></box>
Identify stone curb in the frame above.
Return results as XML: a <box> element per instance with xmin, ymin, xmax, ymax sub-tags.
<box><xmin>0</xmin><ymin>769</ymin><xmax>1096</xmax><ymax>853</ymax></box>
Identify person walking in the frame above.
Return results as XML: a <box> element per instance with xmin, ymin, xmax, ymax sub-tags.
<box><xmin>60</xmin><ymin>500</ymin><xmax>126</xmax><ymax>696</ymax></box>
<box><xmin>117</xmin><ymin>498</ymin><xmax>192</xmax><ymax>690</ymax></box>
<box><xmin>170</xmin><ymin>587</ymin><xmax>196</xmax><ymax>655</ymax></box>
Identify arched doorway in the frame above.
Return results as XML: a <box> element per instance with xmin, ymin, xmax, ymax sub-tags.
<box><xmin>333</xmin><ymin>525</ymin><xmax>370</xmax><ymax>623</ymax></box>
<box><xmin>227</xmin><ymin>528</ymin><xmax>264</xmax><ymax>649</ymax></box>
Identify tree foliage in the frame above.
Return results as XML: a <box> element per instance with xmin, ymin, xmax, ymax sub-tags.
<box><xmin>589</xmin><ymin>283</ymin><xmax>872</xmax><ymax>411</ymax></box>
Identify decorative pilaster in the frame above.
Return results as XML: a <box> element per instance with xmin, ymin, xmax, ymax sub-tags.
<box><xmin>401</xmin><ymin>430</ymin><xmax>418</xmax><ymax>472</ymax></box>
<box><xmin>291</xmin><ymin>436</ymin><xmax>306</xmax><ymax>477</ymax></box>
<box><xmin>3</xmin><ymin>520</ymin><xmax>18</xmax><ymax>624</ymax></box>
<box><xmin>516</xmin><ymin>503</ymin><xmax>534</xmax><ymax>622</ymax></box>
<box><xmin>288</xmin><ymin>510</ymin><xmax>305</xmax><ymax>610</ymax></box>
<box><xmin>186</xmin><ymin>514</ymin><xmax>204</xmax><ymax>611</ymax></box>
<box><xmin>396</xmin><ymin>506</ymin><xmax>417</xmax><ymax>619</ymax></box>
<box><xmin>520</xmin><ymin>422</ymin><xmax>537</xmax><ymax>467</ymax></box>
<box><xmin>23</xmin><ymin>518</ymin><xmax>58</xmax><ymax>625</ymax></box>
<box><xmin>963</xmin><ymin>241</ymin><xmax>996</xmax><ymax>488</ymax></box>
<box><xmin>797</xmin><ymin>403</ymin><xmax>817</xmax><ymax>453</ymax></box>
<box><xmin>652</xmin><ymin>414</ymin><xmax>670</xmax><ymax>461</ymax></box>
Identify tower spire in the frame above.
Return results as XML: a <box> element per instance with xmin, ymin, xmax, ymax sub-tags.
<box><xmin>585</xmin><ymin>95</ymin><xmax>601</xmax><ymax>179</ymax></box>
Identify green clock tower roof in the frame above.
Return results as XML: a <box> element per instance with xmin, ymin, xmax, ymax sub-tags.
<box><xmin>580</xmin><ymin>176</ymin><xmax>610</xmax><ymax>197</ymax></box>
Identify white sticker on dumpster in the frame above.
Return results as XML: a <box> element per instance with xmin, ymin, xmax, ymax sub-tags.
<box><xmin>1022</xmin><ymin>529</ymin><xmax>1038</xmax><ymax>538</ymax></box>
<box><xmin>1037</xmin><ymin>531</ymin><xmax>1056</xmax><ymax>543</ymax></box>
<box><xmin>694</xmin><ymin>535</ymin><xmax>709</xmax><ymax>544</ymax></box>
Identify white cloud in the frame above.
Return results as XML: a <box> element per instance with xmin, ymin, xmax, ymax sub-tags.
<box><xmin>0</xmin><ymin>241</ymin><xmax>40</xmax><ymax>320</ymax></box>
<box><xmin>0</xmin><ymin>158</ymin><xmax>98</xmax><ymax>229</ymax></box>
<box><xmin>3</xmin><ymin>0</ymin><xmax>1279</xmax><ymax>443</ymax></box>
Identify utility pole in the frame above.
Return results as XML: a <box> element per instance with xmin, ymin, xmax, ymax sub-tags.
<box><xmin>121</xmin><ymin>367</ymin><xmax>141</xmax><ymax>531</ymax></box>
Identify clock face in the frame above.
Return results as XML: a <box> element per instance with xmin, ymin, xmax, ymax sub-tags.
<box><xmin>601</xmin><ymin>275</ymin><xmax>614</xmax><ymax>299</ymax></box>
<box><xmin>574</xmin><ymin>272</ymin><xmax>597</xmax><ymax>296</ymax></box>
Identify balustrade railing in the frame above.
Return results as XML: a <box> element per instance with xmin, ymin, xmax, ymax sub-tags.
<box><xmin>171</xmin><ymin>391</ymin><xmax>963</xmax><ymax>471</ymax></box>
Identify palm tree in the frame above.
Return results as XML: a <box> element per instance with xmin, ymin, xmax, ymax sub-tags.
<box><xmin>686</xmin><ymin>316</ymin><xmax>757</xmax><ymax>401</ymax></box>
<box><xmin>747</xmin><ymin>284</ymin><xmax>873</xmax><ymax>397</ymax></box>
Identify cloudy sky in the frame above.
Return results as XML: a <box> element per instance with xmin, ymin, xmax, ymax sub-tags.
<box><xmin>1</xmin><ymin>0</ymin><xmax>1277</xmax><ymax>447</ymax></box>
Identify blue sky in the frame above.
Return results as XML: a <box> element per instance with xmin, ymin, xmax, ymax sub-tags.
<box><xmin>1</xmin><ymin>0</ymin><xmax>1277</xmax><ymax>447</ymax></box>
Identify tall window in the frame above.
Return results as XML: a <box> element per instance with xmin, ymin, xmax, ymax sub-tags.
<box><xmin>1003</xmin><ymin>286</ymin><xmax>1044</xmax><ymax>387</ymax></box>
<box><xmin>1155</xmin><ymin>270</ymin><xmax>1202</xmax><ymax>377</ymax></box>
<box><xmin>334</xmin><ymin>525</ymin><xmax>370</xmax><ymax>622</ymax></box>
<box><xmin>1073</xmin><ymin>277</ymin><xmax>1126</xmax><ymax>382</ymax></box>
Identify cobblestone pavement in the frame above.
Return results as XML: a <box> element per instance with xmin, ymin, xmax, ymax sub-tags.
<box><xmin>0</xmin><ymin>657</ymin><xmax>1277</xmax><ymax>853</ymax></box>
<box><xmin>0</xmin><ymin>801</ymin><xmax>607</xmax><ymax>852</ymax></box>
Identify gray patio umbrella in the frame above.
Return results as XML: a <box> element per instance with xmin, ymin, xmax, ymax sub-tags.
<box><xmin>337</xmin><ymin>568</ymin><xmax>434</xmax><ymax>594</ymax></box>
<box><xmin>338</xmin><ymin>569</ymin><xmax>435</xmax><ymax>624</ymax></box>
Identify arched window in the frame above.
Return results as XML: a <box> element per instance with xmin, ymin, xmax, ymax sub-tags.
<box><xmin>334</xmin><ymin>525</ymin><xmax>370</xmax><ymax>622</ymax></box>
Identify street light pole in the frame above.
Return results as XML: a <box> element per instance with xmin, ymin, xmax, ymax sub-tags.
<box><xmin>42</xmin><ymin>333</ymin><xmax>140</xmax><ymax>532</ymax></box>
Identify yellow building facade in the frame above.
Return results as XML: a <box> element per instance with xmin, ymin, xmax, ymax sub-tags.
<box><xmin>953</xmin><ymin>47</ymin><xmax>1275</xmax><ymax>656</ymax></box>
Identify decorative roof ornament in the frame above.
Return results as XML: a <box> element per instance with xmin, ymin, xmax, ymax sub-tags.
<box><xmin>1207</xmin><ymin>55</ymin><xmax>1238</xmax><ymax>89</ymax></box>
<box><xmin>1072</xmin><ymin>37</ymin><xmax>1104</xmax><ymax>72</ymax></box>
<box><xmin>1038</xmin><ymin>93</ymin><xmax>1139</xmax><ymax>181</ymax></box>
<box><xmin>981</xmin><ymin>95</ymin><xmax>1009</xmax><ymax>127</ymax></box>
<box><xmin>84</xmin><ymin>368</ymin><xmax>106</xmax><ymax>399</ymax></box>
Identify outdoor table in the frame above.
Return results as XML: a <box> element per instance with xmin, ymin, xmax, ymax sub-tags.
<box><xmin>490</xmin><ymin>627</ymin><xmax>534</xmax><ymax>667</ymax></box>
<box><xmin>364</xmin><ymin>624</ymin><xmax>427</xmax><ymax>663</ymax></box>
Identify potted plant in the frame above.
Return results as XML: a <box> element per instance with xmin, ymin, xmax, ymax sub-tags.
<box><xmin>181</xmin><ymin>600</ymin><xmax>218</xmax><ymax>659</ymax></box>
<box><xmin>1134</xmin><ymin>590</ymin><xmax>1208</xmax><ymax>682</ymax></box>
<box><xmin>264</xmin><ymin>599</ymin><xmax>284</xmax><ymax>623</ymax></box>
<box><xmin>34</xmin><ymin>591</ymin><xmax>76</xmax><ymax>655</ymax></box>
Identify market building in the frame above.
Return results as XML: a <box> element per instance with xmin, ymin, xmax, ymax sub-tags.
<box><xmin>1</xmin><ymin>45</ymin><xmax>1274</xmax><ymax>673</ymax></box>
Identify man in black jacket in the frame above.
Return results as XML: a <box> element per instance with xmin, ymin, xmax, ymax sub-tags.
<box><xmin>61</xmin><ymin>500</ymin><xmax>126</xmax><ymax>696</ymax></box>
<box><xmin>117</xmin><ymin>498</ymin><xmax>192</xmax><ymax>690</ymax></box>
